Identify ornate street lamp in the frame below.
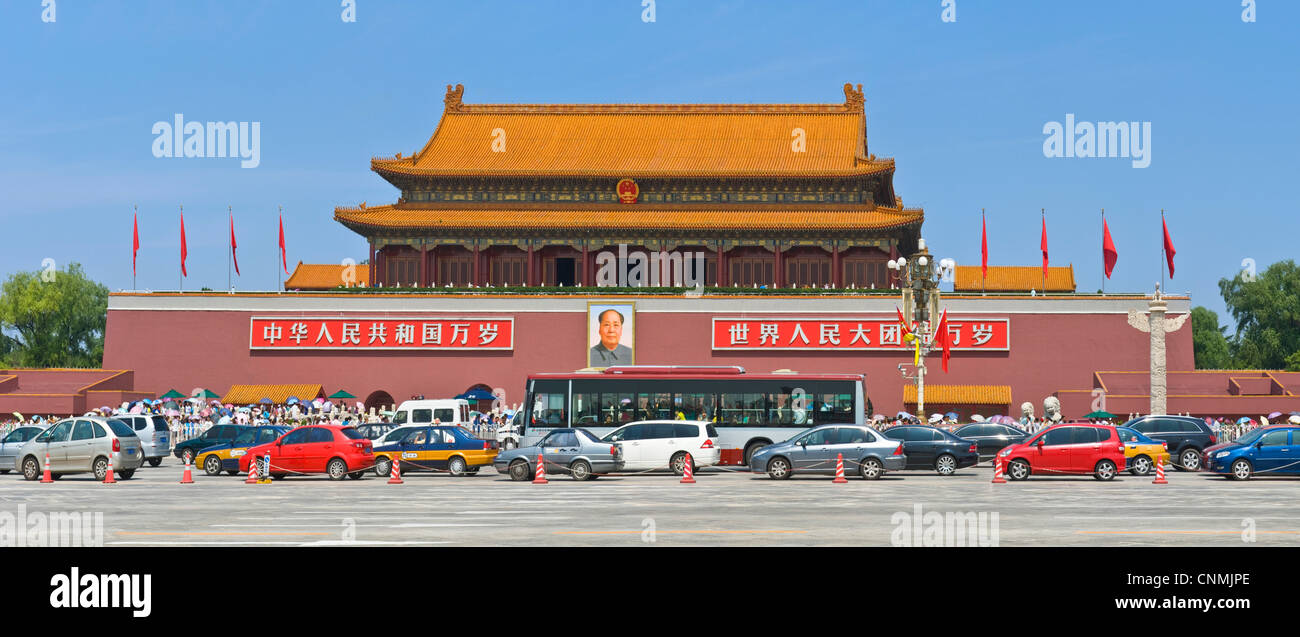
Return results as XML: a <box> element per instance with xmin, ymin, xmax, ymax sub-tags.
<box><xmin>886</xmin><ymin>239</ymin><xmax>954</xmax><ymax>423</ymax></box>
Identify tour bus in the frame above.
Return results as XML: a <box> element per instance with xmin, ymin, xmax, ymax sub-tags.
<box><xmin>519</xmin><ymin>366</ymin><xmax>866</xmax><ymax>465</ymax></box>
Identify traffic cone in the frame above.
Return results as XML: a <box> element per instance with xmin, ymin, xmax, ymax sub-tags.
<box><xmin>180</xmin><ymin>458</ymin><xmax>194</xmax><ymax>484</ymax></box>
<box><xmin>832</xmin><ymin>453</ymin><xmax>848</xmax><ymax>483</ymax></box>
<box><xmin>1152</xmin><ymin>455</ymin><xmax>1168</xmax><ymax>484</ymax></box>
<box><xmin>532</xmin><ymin>454</ymin><xmax>548</xmax><ymax>484</ymax></box>
<box><xmin>680</xmin><ymin>453</ymin><xmax>696</xmax><ymax>484</ymax></box>
<box><xmin>387</xmin><ymin>456</ymin><xmax>404</xmax><ymax>485</ymax></box>
<box><xmin>991</xmin><ymin>456</ymin><xmax>1007</xmax><ymax>484</ymax></box>
<box><xmin>40</xmin><ymin>452</ymin><xmax>53</xmax><ymax>483</ymax></box>
<box><xmin>245</xmin><ymin>455</ymin><xmax>259</xmax><ymax>484</ymax></box>
<box><xmin>102</xmin><ymin>455</ymin><xmax>116</xmax><ymax>484</ymax></box>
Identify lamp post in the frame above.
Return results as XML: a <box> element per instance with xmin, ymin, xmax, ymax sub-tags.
<box><xmin>887</xmin><ymin>239</ymin><xmax>953</xmax><ymax>423</ymax></box>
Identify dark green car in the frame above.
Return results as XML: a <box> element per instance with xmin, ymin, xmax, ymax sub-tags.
<box><xmin>173</xmin><ymin>424</ymin><xmax>244</xmax><ymax>466</ymax></box>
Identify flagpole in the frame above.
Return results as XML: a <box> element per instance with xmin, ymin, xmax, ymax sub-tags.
<box><xmin>1160</xmin><ymin>209</ymin><xmax>1165</xmax><ymax>292</ymax></box>
<box><xmin>1041</xmin><ymin>208</ymin><xmax>1046</xmax><ymax>293</ymax></box>
<box><xmin>227</xmin><ymin>206</ymin><xmax>232</xmax><ymax>293</ymax></box>
<box><xmin>178</xmin><ymin>204</ymin><xmax>183</xmax><ymax>292</ymax></box>
<box><xmin>1100</xmin><ymin>209</ymin><xmax>1105</xmax><ymax>296</ymax></box>
<box><xmin>133</xmin><ymin>205</ymin><xmax>138</xmax><ymax>291</ymax></box>
<box><xmin>278</xmin><ymin>205</ymin><xmax>283</xmax><ymax>291</ymax></box>
<box><xmin>981</xmin><ymin>208</ymin><xmax>986</xmax><ymax>296</ymax></box>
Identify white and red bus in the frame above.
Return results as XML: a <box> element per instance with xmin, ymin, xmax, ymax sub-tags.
<box><xmin>519</xmin><ymin>366</ymin><xmax>866</xmax><ymax>465</ymax></box>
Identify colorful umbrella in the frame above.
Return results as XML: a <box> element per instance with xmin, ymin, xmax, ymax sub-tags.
<box><xmin>1268</xmin><ymin>411</ymin><xmax>1283</xmax><ymax>419</ymax></box>
<box><xmin>160</xmin><ymin>389</ymin><xmax>186</xmax><ymax>399</ymax></box>
<box><xmin>328</xmin><ymin>390</ymin><xmax>356</xmax><ymax>399</ymax></box>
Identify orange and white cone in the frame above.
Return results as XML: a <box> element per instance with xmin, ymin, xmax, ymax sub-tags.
<box><xmin>532</xmin><ymin>454</ymin><xmax>548</xmax><ymax>484</ymax></box>
<box><xmin>180</xmin><ymin>458</ymin><xmax>194</xmax><ymax>484</ymax></box>
<box><xmin>832</xmin><ymin>453</ymin><xmax>848</xmax><ymax>483</ymax></box>
<box><xmin>991</xmin><ymin>456</ymin><xmax>1007</xmax><ymax>484</ymax></box>
<box><xmin>1152</xmin><ymin>455</ymin><xmax>1168</xmax><ymax>484</ymax></box>
<box><xmin>102</xmin><ymin>454</ymin><xmax>116</xmax><ymax>484</ymax></box>
<box><xmin>387</xmin><ymin>456</ymin><xmax>404</xmax><ymax>484</ymax></box>
<box><xmin>40</xmin><ymin>452</ymin><xmax>53</xmax><ymax>483</ymax></box>
<box><xmin>680</xmin><ymin>453</ymin><xmax>696</xmax><ymax>484</ymax></box>
<box><xmin>245</xmin><ymin>455</ymin><xmax>259</xmax><ymax>484</ymax></box>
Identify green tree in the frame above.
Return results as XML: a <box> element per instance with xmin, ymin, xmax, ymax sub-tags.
<box><xmin>0</xmin><ymin>263</ymin><xmax>108</xmax><ymax>367</ymax></box>
<box><xmin>1218</xmin><ymin>259</ymin><xmax>1300</xmax><ymax>369</ymax></box>
<box><xmin>1191</xmin><ymin>306</ymin><xmax>1233</xmax><ymax>369</ymax></box>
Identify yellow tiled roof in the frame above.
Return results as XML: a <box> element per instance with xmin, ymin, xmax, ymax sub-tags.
<box><xmin>334</xmin><ymin>202</ymin><xmax>924</xmax><ymax>232</ymax></box>
<box><xmin>221</xmin><ymin>384</ymin><xmax>325</xmax><ymax>405</ymax></box>
<box><xmin>953</xmin><ymin>265</ymin><xmax>1075</xmax><ymax>292</ymax></box>
<box><xmin>904</xmin><ymin>384</ymin><xmax>1012</xmax><ymax>405</ymax></box>
<box><xmin>369</xmin><ymin>83</ymin><xmax>893</xmax><ymax>178</ymax></box>
<box><xmin>284</xmin><ymin>262</ymin><xmax>370</xmax><ymax>290</ymax></box>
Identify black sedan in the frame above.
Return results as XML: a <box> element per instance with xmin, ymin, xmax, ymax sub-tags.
<box><xmin>879</xmin><ymin>425</ymin><xmax>980</xmax><ymax>475</ymax></box>
<box><xmin>952</xmin><ymin>422</ymin><xmax>1030</xmax><ymax>460</ymax></box>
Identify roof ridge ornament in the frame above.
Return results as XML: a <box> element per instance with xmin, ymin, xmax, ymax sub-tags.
<box><xmin>843</xmin><ymin>83</ymin><xmax>865</xmax><ymax>111</ymax></box>
<box><xmin>444</xmin><ymin>83</ymin><xmax>465</xmax><ymax>112</ymax></box>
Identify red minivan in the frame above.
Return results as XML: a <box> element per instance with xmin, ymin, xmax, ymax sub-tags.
<box><xmin>998</xmin><ymin>423</ymin><xmax>1127</xmax><ymax>481</ymax></box>
<box><xmin>239</xmin><ymin>425</ymin><xmax>374</xmax><ymax>480</ymax></box>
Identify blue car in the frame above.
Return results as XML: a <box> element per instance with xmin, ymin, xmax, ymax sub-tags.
<box><xmin>1203</xmin><ymin>426</ymin><xmax>1300</xmax><ymax>480</ymax></box>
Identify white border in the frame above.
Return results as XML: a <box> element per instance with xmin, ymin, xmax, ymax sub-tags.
<box><xmin>710</xmin><ymin>316</ymin><xmax>1011</xmax><ymax>352</ymax></box>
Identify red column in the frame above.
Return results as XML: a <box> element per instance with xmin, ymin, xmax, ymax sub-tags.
<box><xmin>717</xmin><ymin>244</ymin><xmax>727</xmax><ymax>286</ymax></box>
<box><xmin>774</xmin><ymin>244</ymin><xmax>783</xmax><ymax>288</ymax></box>
<box><xmin>832</xmin><ymin>243</ymin><xmax>842</xmax><ymax>288</ymax></box>
<box><xmin>580</xmin><ymin>243</ymin><xmax>588</xmax><ymax>287</ymax></box>
<box><xmin>419</xmin><ymin>244</ymin><xmax>428</xmax><ymax>287</ymax></box>
<box><xmin>375</xmin><ymin>245</ymin><xmax>385</xmax><ymax>287</ymax></box>
<box><xmin>368</xmin><ymin>241</ymin><xmax>376</xmax><ymax>286</ymax></box>
<box><xmin>428</xmin><ymin>244</ymin><xmax>438</xmax><ymax>286</ymax></box>
<box><xmin>528</xmin><ymin>243</ymin><xmax>535</xmax><ymax>286</ymax></box>
<box><xmin>473</xmin><ymin>242</ymin><xmax>481</xmax><ymax>286</ymax></box>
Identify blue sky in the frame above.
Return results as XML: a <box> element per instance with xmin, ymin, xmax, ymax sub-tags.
<box><xmin>1</xmin><ymin>0</ymin><xmax>1296</xmax><ymax>325</ymax></box>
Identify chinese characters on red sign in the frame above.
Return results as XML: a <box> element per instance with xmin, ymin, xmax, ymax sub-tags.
<box><xmin>250</xmin><ymin>317</ymin><xmax>514</xmax><ymax>350</ymax></box>
<box><xmin>711</xmin><ymin>318</ymin><xmax>1009</xmax><ymax>351</ymax></box>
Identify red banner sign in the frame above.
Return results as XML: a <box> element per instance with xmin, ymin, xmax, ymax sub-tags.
<box><xmin>711</xmin><ymin>317</ymin><xmax>1009</xmax><ymax>351</ymax></box>
<box><xmin>250</xmin><ymin>317</ymin><xmax>514</xmax><ymax>350</ymax></box>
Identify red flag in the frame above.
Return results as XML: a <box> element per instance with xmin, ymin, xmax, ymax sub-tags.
<box><xmin>1102</xmin><ymin>216</ymin><xmax>1118</xmax><ymax>279</ymax></box>
<box><xmin>132</xmin><ymin>210</ymin><xmax>140</xmax><ymax>277</ymax></box>
<box><xmin>180</xmin><ymin>209</ymin><xmax>188</xmax><ymax>277</ymax></box>
<box><xmin>278</xmin><ymin>214</ymin><xmax>288</xmax><ymax>275</ymax></box>
<box><xmin>934</xmin><ymin>310</ymin><xmax>951</xmax><ymax>373</ymax></box>
<box><xmin>896</xmin><ymin>307</ymin><xmax>912</xmax><ymax>336</ymax></box>
<box><xmin>1162</xmin><ymin>214</ymin><xmax>1176</xmax><ymax>278</ymax></box>
<box><xmin>1039</xmin><ymin>214</ymin><xmax>1049</xmax><ymax>282</ymax></box>
<box><xmin>980</xmin><ymin>211</ymin><xmax>988</xmax><ymax>280</ymax></box>
<box><xmin>230</xmin><ymin>212</ymin><xmax>240</xmax><ymax>276</ymax></box>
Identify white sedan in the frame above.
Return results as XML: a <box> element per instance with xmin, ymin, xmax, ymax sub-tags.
<box><xmin>600</xmin><ymin>420</ymin><xmax>719</xmax><ymax>475</ymax></box>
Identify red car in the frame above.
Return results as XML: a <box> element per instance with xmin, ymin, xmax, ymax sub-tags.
<box><xmin>238</xmin><ymin>425</ymin><xmax>374</xmax><ymax>480</ymax></box>
<box><xmin>998</xmin><ymin>423</ymin><xmax>1127</xmax><ymax>481</ymax></box>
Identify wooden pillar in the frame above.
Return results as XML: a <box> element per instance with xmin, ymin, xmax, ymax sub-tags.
<box><xmin>774</xmin><ymin>243</ymin><xmax>783</xmax><ymax>288</ymax></box>
<box><xmin>580</xmin><ymin>242</ymin><xmax>588</xmax><ymax>287</ymax></box>
<box><xmin>419</xmin><ymin>244</ymin><xmax>428</xmax><ymax>287</ymax></box>
<box><xmin>428</xmin><ymin>244</ymin><xmax>438</xmax><ymax>286</ymax></box>
<box><xmin>832</xmin><ymin>242</ymin><xmax>842</xmax><ymax>288</ymax></box>
<box><xmin>375</xmin><ymin>245</ymin><xmax>385</xmax><ymax>287</ymax></box>
<box><xmin>368</xmin><ymin>241</ymin><xmax>376</xmax><ymax>286</ymax></box>
<box><xmin>473</xmin><ymin>241</ymin><xmax>481</xmax><ymax>286</ymax></box>
<box><xmin>527</xmin><ymin>242</ymin><xmax>535</xmax><ymax>286</ymax></box>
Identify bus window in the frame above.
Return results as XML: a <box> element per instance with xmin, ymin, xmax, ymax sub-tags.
<box><xmin>532</xmin><ymin>391</ymin><xmax>566</xmax><ymax>426</ymax></box>
<box><xmin>644</xmin><ymin>392</ymin><xmax>672</xmax><ymax>420</ymax></box>
<box><xmin>766</xmin><ymin>390</ymin><xmax>805</xmax><ymax>426</ymax></box>
<box><xmin>676</xmin><ymin>393</ymin><xmax>715</xmax><ymax>421</ymax></box>
<box><xmin>811</xmin><ymin>393</ymin><xmax>854</xmax><ymax>425</ymax></box>
<box><xmin>720</xmin><ymin>391</ymin><xmax>764</xmax><ymax>426</ymax></box>
<box><xmin>571</xmin><ymin>392</ymin><xmax>602</xmax><ymax>426</ymax></box>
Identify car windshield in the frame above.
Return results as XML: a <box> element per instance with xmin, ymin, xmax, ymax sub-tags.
<box><xmin>783</xmin><ymin>426</ymin><xmax>819</xmax><ymax>443</ymax></box>
<box><xmin>1233</xmin><ymin>429</ymin><xmax>1269</xmax><ymax>445</ymax></box>
<box><xmin>576</xmin><ymin>429</ymin><xmax>600</xmax><ymax>443</ymax></box>
<box><xmin>340</xmin><ymin>427</ymin><xmax>365</xmax><ymax>440</ymax></box>
<box><xmin>106</xmin><ymin>419</ymin><xmax>137</xmax><ymax>438</ymax></box>
<box><xmin>5</xmin><ymin>428</ymin><xmax>40</xmax><ymax>443</ymax></box>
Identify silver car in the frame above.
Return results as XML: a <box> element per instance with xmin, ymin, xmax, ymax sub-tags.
<box><xmin>493</xmin><ymin>428</ymin><xmax>624</xmax><ymax>481</ymax></box>
<box><xmin>16</xmin><ymin>417</ymin><xmax>145</xmax><ymax>481</ymax></box>
<box><xmin>116</xmin><ymin>414</ymin><xmax>172</xmax><ymax>466</ymax></box>
<box><xmin>748</xmin><ymin>424</ymin><xmax>907</xmax><ymax>479</ymax></box>
<box><xmin>0</xmin><ymin>426</ymin><xmax>45</xmax><ymax>474</ymax></box>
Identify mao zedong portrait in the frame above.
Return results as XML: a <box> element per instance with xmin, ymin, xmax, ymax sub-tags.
<box><xmin>589</xmin><ymin>308</ymin><xmax>632</xmax><ymax>366</ymax></box>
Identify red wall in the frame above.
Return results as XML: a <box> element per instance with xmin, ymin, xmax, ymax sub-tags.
<box><xmin>103</xmin><ymin>294</ymin><xmax>1193</xmax><ymax>419</ymax></box>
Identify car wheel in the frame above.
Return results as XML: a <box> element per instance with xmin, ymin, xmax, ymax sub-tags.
<box><xmin>1179</xmin><ymin>448</ymin><xmax>1201</xmax><ymax>472</ymax></box>
<box><xmin>509</xmin><ymin>459</ymin><xmax>531</xmax><ymax>481</ymax></box>
<box><xmin>1094</xmin><ymin>459</ymin><xmax>1117</xmax><ymax>481</ymax></box>
<box><xmin>327</xmin><ymin>458</ymin><xmax>348</xmax><ymax>481</ymax></box>
<box><xmin>859</xmin><ymin>457</ymin><xmax>883</xmax><ymax>480</ymax></box>
<box><xmin>148</xmin><ymin>457</ymin><xmax>162</xmax><ymax>467</ymax></box>
<box><xmin>182</xmin><ymin>449</ymin><xmax>195</xmax><ymax>466</ymax></box>
<box><xmin>93</xmin><ymin>457</ymin><xmax>109</xmax><ymax>481</ymax></box>
<box><xmin>744</xmin><ymin>441</ymin><xmax>770</xmax><ymax>466</ymax></box>
<box><xmin>119</xmin><ymin>470</ymin><xmax>135</xmax><ymax>480</ymax></box>
<box><xmin>1008</xmin><ymin>459</ymin><xmax>1030</xmax><ymax>481</ymax></box>
<box><xmin>22</xmin><ymin>457</ymin><xmax>40</xmax><ymax>481</ymax></box>
<box><xmin>670</xmin><ymin>451</ymin><xmax>689</xmax><ymax>476</ymax></box>
<box><xmin>347</xmin><ymin>471</ymin><xmax>364</xmax><ymax>480</ymax></box>
<box><xmin>569</xmin><ymin>460</ymin><xmax>592</xmax><ymax>481</ymax></box>
<box><xmin>934</xmin><ymin>453</ymin><xmax>958</xmax><ymax>476</ymax></box>
<box><xmin>374</xmin><ymin>456</ymin><xmax>392</xmax><ymax>477</ymax></box>
<box><xmin>1230</xmin><ymin>458</ymin><xmax>1253</xmax><ymax>480</ymax></box>
<box><xmin>449</xmin><ymin>456</ymin><xmax>467</xmax><ymax>476</ymax></box>
<box><xmin>1129</xmin><ymin>455</ymin><xmax>1152</xmax><ymax>476</ymax></box>
<box><xmin>766</xmin><ymin>457</ymin><xmax>792</xmax><ymax>480</ymax></box>
<box><xmin>466</xmin><ymin>467</ymin><xmax>480</xmax><ymax>475</ymax></box>
<box><xmin>203</xmin><ymin>455</ymin><xmax>222</xmax><ymax>477</ymax></box>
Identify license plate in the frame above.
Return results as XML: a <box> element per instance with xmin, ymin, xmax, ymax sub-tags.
<box><xmin>126</xmin><ymin>449</ymin><xmax>135</xmax><ymax>455</ymax></box>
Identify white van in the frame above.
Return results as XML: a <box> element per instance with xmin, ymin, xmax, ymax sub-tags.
<box><xmin>599</xmin><ymin>420</ymin><xmax>720</xmax><ymax>475</ymax></box>
<box><xmin>391</xmin><ymin>399</ymin><xmax>471</xmax><ymax>428</ymax></box>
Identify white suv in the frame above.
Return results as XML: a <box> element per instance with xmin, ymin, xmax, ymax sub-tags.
<box><xmin>601</xmin><ymin>420</ymin><xmax>720</xmax><ymax>475</ymax></box>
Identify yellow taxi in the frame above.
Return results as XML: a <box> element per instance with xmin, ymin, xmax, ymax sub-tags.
<box><xmin>1117</xmin><ymin>425</ymin><xmax>1170</xmax><ymax>476</ymax></box>
<box><xmin>197</xmin><ymin>426</ymin><xmax>289</xmax><ymax>476</ymax></box>
<box><xmin>371</xmin><ymin>425</ymin><xmax>498</xmax><ymax>477</ymax></box>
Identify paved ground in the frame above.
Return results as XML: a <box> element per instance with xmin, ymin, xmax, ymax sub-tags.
<box><xmin>4</xmin><ymin>460</ymin><xmax>1298</xmax><ymax>546</ymax></box>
